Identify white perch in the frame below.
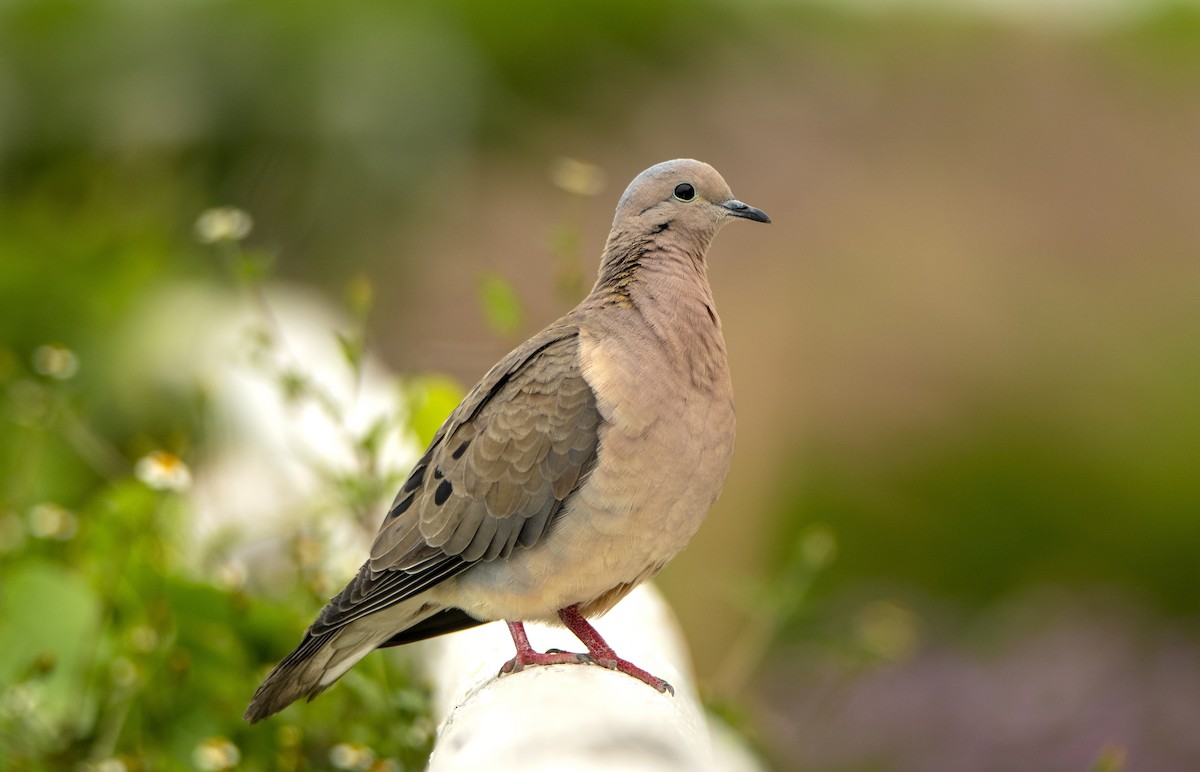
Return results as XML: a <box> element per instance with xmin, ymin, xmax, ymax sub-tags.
<box><xmin>422</xmin><ymin>584</ymin><xmax>761</xmax><ymax>772</ymax></box>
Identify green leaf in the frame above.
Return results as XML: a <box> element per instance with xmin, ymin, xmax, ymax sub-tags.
<box><xmin>402</xmin><ymin>376</ymin><xmax>464</xmax><ymax>448</ymax></box>
<box><xmin>477</xmin><ymin>272</ymin><xmax>524</xmax><ymax>337</ymax></box>
<box><xmin>334</xmin><ymin>331</ymin><xmax>364</xmax><ymax>374</ymax></box>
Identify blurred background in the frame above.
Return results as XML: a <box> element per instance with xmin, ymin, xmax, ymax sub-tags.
<box><xmin>2</xmin><ymin>0</ymin><xmax>1199</xmax><ymax>769</ymax></box>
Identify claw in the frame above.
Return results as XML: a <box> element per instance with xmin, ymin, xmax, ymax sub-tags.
<box><xmin>499</xmin><ymin>649</ymin><xmax>590</xmax><ymax>677</ymax></box>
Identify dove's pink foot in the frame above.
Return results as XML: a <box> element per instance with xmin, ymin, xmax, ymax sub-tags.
<box><xmin>498</xmin><ymin>606</ymin><xmax>674</xmax><ymax>695</ymax></box>
<box><xmin>557</xmin><ymin>604</ymin><xmax>675</xmax><ymax>695</ymax></box>
<box><xmin>500</xmin><ymin>621</ymin><xmax>592</xmax><ymax>674</ymax></box>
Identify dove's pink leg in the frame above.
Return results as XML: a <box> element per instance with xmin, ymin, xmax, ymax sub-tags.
<box><xmin>557</xmin><ymin>604</ymin><xmax>675</xmax><ymax>695</ymax></box>
<box><xmin>500</xmin><ymin>621</ymin><xmax>589</xmax><ymax>673</ymax></box>
<box><xmin>498</xmin><ymin>609</ymin><xmax>674</xmax><ymax>695</ymax></box>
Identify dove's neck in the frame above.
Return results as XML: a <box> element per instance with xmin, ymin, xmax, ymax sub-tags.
<box><xmin>586</xmin><ymin>229</ymin><xmax>728</xmax><ymax>390</ymax></box>
<box><xmin>591</xmin><ymin>228</ymin><xmax>715</xmax><ymax>306</ymax></box>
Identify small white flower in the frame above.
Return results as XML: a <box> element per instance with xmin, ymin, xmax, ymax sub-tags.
<box><xmin>195</xmin><ymin>207</ymin><xmax>253</xmax><ymax>244</ymax></box>
<box><xmin>192</xmin><ymin>737</ymin><xmax>241</xmax><ymax>771</ymax></box>
<box><xmin>27</xmin><ymin>502</ymin><xmax>77</xmax><ymax>541</ymax></box>
<box><xmin>214</xmin><ymin>559</ymin><xmax>248</xmax><ymax>591</ymax></box>
<box><xmin>32</xmin><ymin>344</ymin><xmax>79</xmax><ymax>380</ymax></box>
<box><xmin>330</xmin><ymin>742</ymin><xmax>376</xmax><ymax>770</ymax></box>
<box><xmin>129</xmin><ymin>625</ymin><xmax>159</xmax><ymax>653</ymax></box>
<box><xmin>134</xmin><ymin>451</ymin><xmax>192</xmax><ymax>491</ymax></box>
<box><xmin>89</xmin><ymin>759</ymin><xmax>129</xmax><ymax>772</ymax></box>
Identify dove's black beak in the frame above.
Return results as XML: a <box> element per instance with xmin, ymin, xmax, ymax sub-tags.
<box><xmin>721</xmin><ymin>198</ymin><xmax>771</xmax><ymax>223</ymax></box>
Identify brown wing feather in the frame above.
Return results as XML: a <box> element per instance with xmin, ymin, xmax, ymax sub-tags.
<box><xmin>371</xmin><ymin>326</ymin><xmax>598</xmax><ymax>569</ymax></box>
<box><xmin>309</xmin><ymin>326</ymin><xmax>600</xmax><ymax>636</ymax></box>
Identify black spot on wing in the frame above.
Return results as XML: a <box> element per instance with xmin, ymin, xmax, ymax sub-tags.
<box><xmin>401</xmin><ymin>463</ymin><xmax>426</xmax><ymax>494</ymax></box>
<box><xmin>451</xmin><ymin>439</ymin><xmax>470</xmax><ymax>460</ymax></box>
<box><xmin>434</xmin><ymin>479</ymin><xmax>452</xmax><ymax>505</ymax></box>
<box><xmin>390</xmin><ymin>493</ymin><xmax>415</xmax><ymax>518</ymax></box>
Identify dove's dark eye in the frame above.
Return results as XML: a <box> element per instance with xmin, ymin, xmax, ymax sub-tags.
<box><xmin>673</xmin><ymin>183</ymin><xmax>695</xmax><ymax>202</ymax></box>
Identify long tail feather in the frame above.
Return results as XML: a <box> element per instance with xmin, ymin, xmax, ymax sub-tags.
<box><xmin>244</xmin><ymin>598</ymin><xmax>440</xmax><ymax>723</ymax></box>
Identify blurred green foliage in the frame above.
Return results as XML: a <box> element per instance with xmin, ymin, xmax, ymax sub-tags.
<box><xmin>787</xmin><ymin>402</ymin><xmax>1200</xmax><ymax>616</ymax></box>
<box><xmin>0</xmin><ymin>456</ymin><xmax>433</xmax><ymax>769</ymax></box>
<box><xmin>0</xmin><ymin>0</ymin><xmax>754</xmax><ymax>283</ymax></box>
<box><xmin>1</xmin><ymin>242</ymin><xmax>435</xmax><ymax>768</ymax></box>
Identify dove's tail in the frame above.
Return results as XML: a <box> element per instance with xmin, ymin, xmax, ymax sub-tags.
<box><xmin>244</xmin><ymin>629</ymin><xmax>350</xmax><ymax>724</ymax></box>
<box><xmin>244</xmin><ymin>598</ymin><xmax>458</xmax><ymax>723</ymax></box>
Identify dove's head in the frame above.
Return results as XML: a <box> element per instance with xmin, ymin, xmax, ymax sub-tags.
<box><xmin>611</xmin><ymin>159</ymin><xmax>770</xmax><ymax>249</ymax></box>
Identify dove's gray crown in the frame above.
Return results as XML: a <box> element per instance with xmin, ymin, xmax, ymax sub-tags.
<box><xmin>244</xmin><ymin>158</ymin><xmax>770</xmax><ymax>722</ymax></box>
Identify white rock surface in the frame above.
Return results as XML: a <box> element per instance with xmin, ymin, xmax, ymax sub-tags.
<box><xmin>424</xmin><ymin>584</ymin><xmax>763</xmax><ymax>772</ymax></box>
